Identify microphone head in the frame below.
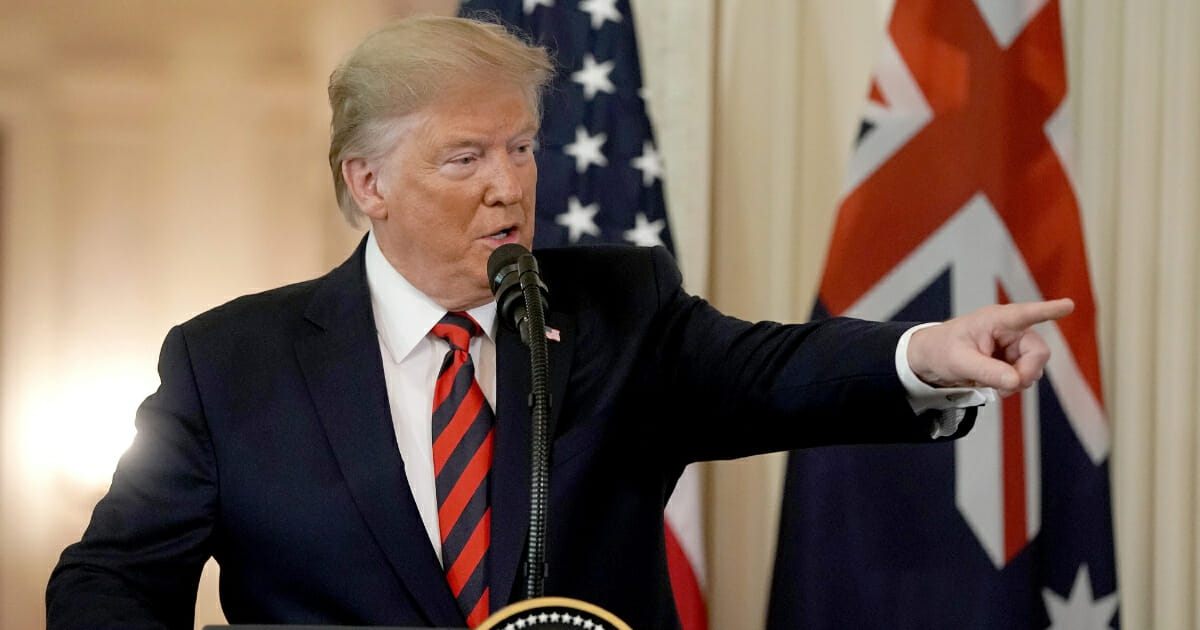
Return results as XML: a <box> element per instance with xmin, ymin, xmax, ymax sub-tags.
<box><xmin>488</xmin><ymin>243</ymin><xmax>529</xmax><ymax>294</ymax></box>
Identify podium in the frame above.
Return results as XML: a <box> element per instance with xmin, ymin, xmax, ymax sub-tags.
<box><xmin>204</xmin><ymin>595</ymin><xmax>633</xmax><ymax>629</ymax></box>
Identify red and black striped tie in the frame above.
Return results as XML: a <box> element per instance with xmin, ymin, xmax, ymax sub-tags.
<box><xmin>431</xmin><ymin>312</ymin><xmax>493</xmax><ymax>627</ymax></box>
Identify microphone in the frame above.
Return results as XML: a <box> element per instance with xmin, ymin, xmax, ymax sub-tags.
<box><xmin>488</xmin><ymin>243</ymin><xmax>549</xmax><ymax>345</ymax></box>
<box><xmin>487</xmin><ymin>242</ymin><xmax>552</xmax><ymax>599</ymax></box>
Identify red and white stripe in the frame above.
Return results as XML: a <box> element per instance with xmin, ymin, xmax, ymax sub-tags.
<box><xmin>664</xmin><ymin>464</ymin><xmax>708</xmax><ymax>630</ymax></box>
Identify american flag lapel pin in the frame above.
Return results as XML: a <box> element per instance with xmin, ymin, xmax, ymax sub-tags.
<box><xmin>544</xmin><ymin>326</ymin><xmax>561</xmax><ymax>342</ymax></box>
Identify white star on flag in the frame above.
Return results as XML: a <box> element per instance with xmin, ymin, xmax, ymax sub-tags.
<box><xmin>563</xmin><ymin>126</ymin><xmax>608</xmax><ymax>173</ymax></box>
<box><xmin>623</xmin><ymin>212</ymin><xmax>666</xmax><ymax>247</ymax></box>
<box><xmin>522</xmin><ymin>0</ymin><xmax>553</xmax><ymax>15</ymax></box>
<box><xmin>571</xmin><ymin>53</ymin><xmax>616</xmax><ymax>101</ymax></box>
<box><xmin>1042</xmin><ymin>564</ymin><xmax>1119</xmax><ymax>630</ymax></box>
<box><xmin>631</xmin><ymin>141</ymin><xmax>663</xmax><ymax>186</ymax></box>
<box><xmin>579</xmin><ymin>0</ymin><xmax>622</xmax><ymax>30</ymax></box>
<box><xmin>556</xmin><ymin>196</ymin><xmax>601</xmax><ymax>242</ymax></box>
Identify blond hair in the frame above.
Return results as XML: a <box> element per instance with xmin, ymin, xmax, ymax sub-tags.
<box><xmin>327</xmin><ymin>15</ymin><xmax>555</xmax><ymax>226</ymax></box>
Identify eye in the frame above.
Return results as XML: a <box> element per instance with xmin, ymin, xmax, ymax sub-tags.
<box><xmin>439</xmin><ymin>152</ymin><xmax>481</xmax><ymax>178</ymax></box>
<box><xmin>511</xmin><ymin>141</ymin><xmax>536</xmax><ymax>165</ymax></box>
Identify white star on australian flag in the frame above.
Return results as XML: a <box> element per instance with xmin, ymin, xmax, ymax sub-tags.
<box><xmin>1042</xmin><ymin>564</ymin><xmax>1119</xmax><ymax>630</ymax></box>
<box><xmin>460</xmin><ymin>0</ymin><xmax>676</xmax><ymax>253</ymax></box>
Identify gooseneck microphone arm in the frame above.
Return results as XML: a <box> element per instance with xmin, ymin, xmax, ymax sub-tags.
<box><xmin>487</xmin><ymin>244</ymin><xmax>551</xmax><ymax>600</ymax></box>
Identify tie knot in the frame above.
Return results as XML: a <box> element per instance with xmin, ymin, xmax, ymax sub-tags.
<box><xmin>432</xmin><ymin>311</ymin><xmax>481</xmax><ymax>352</ymax></box>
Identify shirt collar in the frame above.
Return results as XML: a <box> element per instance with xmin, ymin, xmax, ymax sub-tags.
<box><xmin>364</xmin><ymin>230</ymin><xmax>497</xmax><ymax>364</ymax></box>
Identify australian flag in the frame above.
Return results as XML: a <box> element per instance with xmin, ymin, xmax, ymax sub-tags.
<box><xmin>460</xmin><ymin>2</ymin><xmax>705</xmax><ymax>630</ymax></box>
<box><xmin>766</xmin><ymin>1</ymin><xmax>1120</xmax><ymax>628</ymax></box>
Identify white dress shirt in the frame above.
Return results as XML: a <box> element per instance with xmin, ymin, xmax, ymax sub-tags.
<box><xmin>364</xmin><ymin>231</ymin><xmax>498</xmax><ymax>565</ymax></box>
<box><xmin>362</xmin><ymin>231</ymin><xmax>989</xmax><ymax>561</ymax></box>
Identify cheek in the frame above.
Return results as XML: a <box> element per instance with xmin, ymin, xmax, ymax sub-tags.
<box><xmin>522</xmin><ymin>172</ymin><xmax>538</xmax><ymax>214</ymax></box>
<box><xmin>416</xmin><ymin>190</ymin><xmax>474</xmax><ymax>242</ymax></box>
<box><xmin>525</xmin><ymin>164</ymin><xmax>538</xmax><ymax>197</ymax></box>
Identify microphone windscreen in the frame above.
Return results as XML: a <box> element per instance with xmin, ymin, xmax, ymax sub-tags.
<box><xmin>488</xmin><ymin>243</ymin><xmax>529</xmax><ymax>293</ymax></box>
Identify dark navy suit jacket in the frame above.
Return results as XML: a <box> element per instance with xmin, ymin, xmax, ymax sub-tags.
<box><xmin>47</xmin><ymin>240</ymin><xmax>968</xmax><ymax>629</ymax></box>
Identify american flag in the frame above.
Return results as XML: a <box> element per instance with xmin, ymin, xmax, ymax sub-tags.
<box><xmin>767</xmin><ymin>1</ymin><xmax>1120</xmax><ymax>628</ymax></box>
<box><xmin>461</xmin><ymin>0</ymin><xmax>674</xmax><ymax>252</ymax></box>
<box><xmin>459</xmin><ymin>2</ymin><xmax>703</xmax><ymax>629</ymax></box>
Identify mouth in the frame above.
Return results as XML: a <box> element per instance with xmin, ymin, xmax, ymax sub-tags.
<box><xmin>484</xmin><ymin>226</ymin><xmax>520</xmax><ymax>245</ymax></box>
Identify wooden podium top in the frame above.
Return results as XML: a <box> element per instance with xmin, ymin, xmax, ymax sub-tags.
<box><xmin>205</xmin><ymin>626</ymin><xmax>460</xmax><ymax>630</ymax></box>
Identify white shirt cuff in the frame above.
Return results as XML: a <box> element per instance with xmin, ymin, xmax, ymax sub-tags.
<box><xmin>896</xmin><ymin>323</ymin><xmax>998</xmax><ymax>438</ymax></box>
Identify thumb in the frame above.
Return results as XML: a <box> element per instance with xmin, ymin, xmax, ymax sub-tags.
<box><xmin>953</xmin><ymin>350</ymin><xmax>1022</xmax><ymax>394</ymax></box>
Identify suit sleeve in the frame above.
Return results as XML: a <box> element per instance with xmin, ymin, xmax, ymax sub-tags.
<box><xmin>637</xmin><ymin>246</ymin><xmax>972</xmax><ymax>465</ymax></box>
<box><xmin>46</xmin><ymin>325</ymin><xmax>218</xmax><ymax>630</ymax></box>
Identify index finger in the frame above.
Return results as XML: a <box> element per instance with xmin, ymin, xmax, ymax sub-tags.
<box><xmin>997</xmin><ymin>298</ymin><xmax>1075</xmax><ymax>331</ymax></box>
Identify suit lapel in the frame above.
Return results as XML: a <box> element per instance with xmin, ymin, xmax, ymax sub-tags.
<box><xmin>491</xmin><ymin>309</ymin><xmax>575</xmax><ymax>606</ymax></box>
<box><xmin>294</xmin><ymin>242</ymin><xmax>463</xmax><ymax>627</ymax></box>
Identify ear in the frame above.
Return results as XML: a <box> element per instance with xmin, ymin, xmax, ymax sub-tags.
<box><xmin>342</xmin><ymin>158</ymin><xmax>388</xmax><ymax>220</ymax></box>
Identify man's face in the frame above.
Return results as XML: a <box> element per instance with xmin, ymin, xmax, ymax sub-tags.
<box><xmin>367</xmin><ymin>80</ymin><xmax>538</xmax><ymax>311</ymax></box>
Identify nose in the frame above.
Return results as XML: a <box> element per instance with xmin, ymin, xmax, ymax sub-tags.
<box><xmin>483</xmin><ymin>156</ymin><xmax>525</xmax><ymax>208</ymax></box>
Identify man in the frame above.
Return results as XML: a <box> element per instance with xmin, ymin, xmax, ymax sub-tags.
<box><xmin>46</xmin><ymin>15</ymin><xmax>1073</xmax><ymax>630</ymax></box>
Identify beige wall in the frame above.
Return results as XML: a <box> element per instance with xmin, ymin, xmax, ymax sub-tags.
<box><xmin>0</xmin><ymin>2</ymin><xmax>453</xmax><ymax>627</ymax></box>
<box><xmin>2</xmin><ymin>1</ymin><xmax>1197</xmax><ymax>629</ymax></box>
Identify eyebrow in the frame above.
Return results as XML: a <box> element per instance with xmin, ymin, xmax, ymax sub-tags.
<box><xmin>440</xmin><ymin>138</ymin><xmax>486</xmax><ymax>152</ymax></box>
<box><xmin>438</xmin><ymin>125</ymin><xmax>540</xmax><ymax>152</ymax></box>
